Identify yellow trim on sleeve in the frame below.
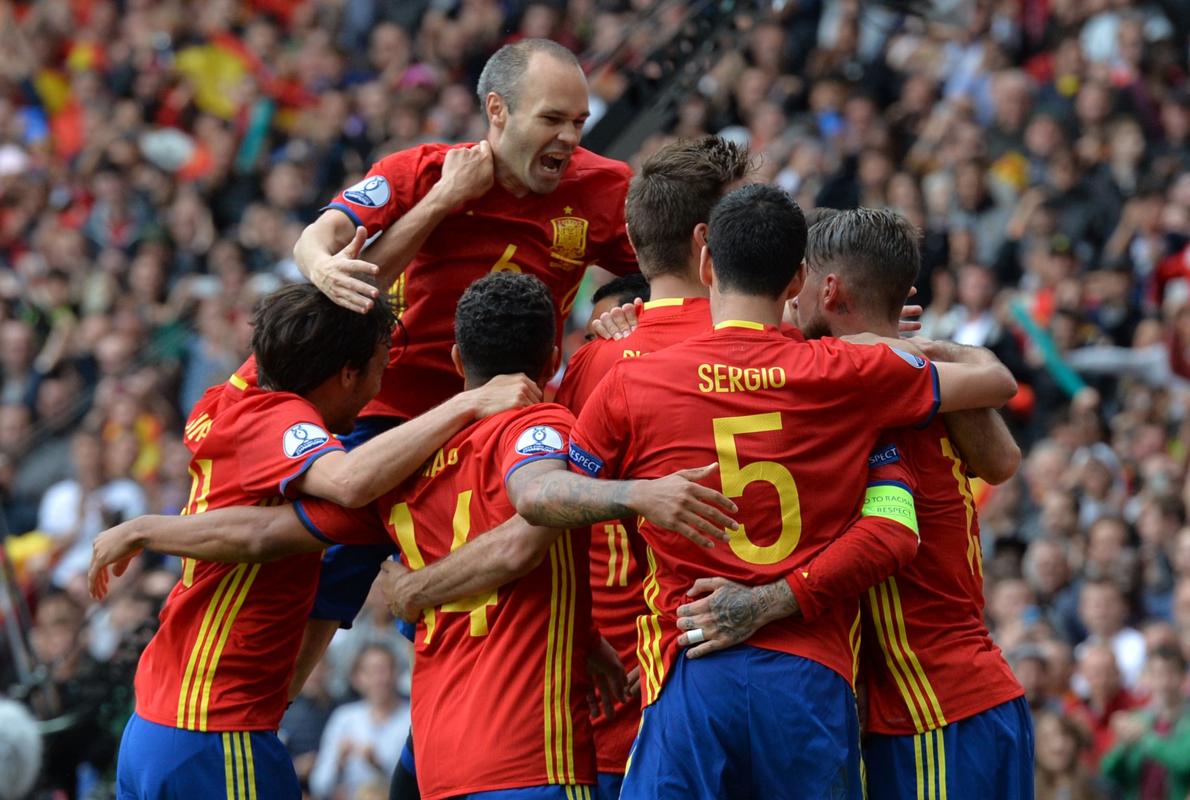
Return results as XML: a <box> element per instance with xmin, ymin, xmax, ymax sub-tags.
<box><xmin>228</xmin><ymin>373</ymin><xmax>248</xmax><ymax>390</ymax></box>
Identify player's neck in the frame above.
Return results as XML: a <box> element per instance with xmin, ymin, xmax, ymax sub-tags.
<box><xmin>710</xmin><ymin>294</ymin><xmax>784</xmax><ymax>329</ymax></box>
<box><xmin>830</xmin><ymin>317</ymin><xmax>898</xmax><ymax>339</ymax></box>
<box><xmin>493</xmin><ymin>160</ymin><xmax>530</xmax><ymax>198</ymax></box>
<box><xmin>647</xmin><ymin>274</ymin><xmax>707</xmax><ymax>301</ymax></box>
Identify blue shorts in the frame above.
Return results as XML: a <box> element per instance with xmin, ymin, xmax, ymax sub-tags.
<box><xmin>621</xmin><ymin>646</ymin><xmax>862</xmax><ymax>800</ymax></box>
<box><xmin>863</xmin><ymin>696</ymin><xmax>1035</xmax><ymax>800</ymax></box>
<box><xmin>309</xmin><ymin>414</ymin><xmax>406</xmax><ymax>633</ymax></box>
<box><xmin>596</xmin><ymin>772</ymin><xmax>622</xmax><ymax>800</ymax></box>
<box><xmin>453</xmin><ymin>786</ymin><xmax>596</xmax><ymax>800</ymax></box>
<box><xmin>116</xmin><ymin>712</ymin><xmax>299</xmax><ymax>800</ymax></box>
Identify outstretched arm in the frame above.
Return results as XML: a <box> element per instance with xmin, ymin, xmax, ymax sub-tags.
<box><xmin>914</xmin><ymin>338</ymin><xmax>1021</xmax><ymax>483</ymax></box>
<box><xmin>380</xmin><ymin>514</ymin><xmax>558</xmax><ymax>621</ymax></box>
<box><xmin>89</xmin><ymin>506</ymin><xmax>318</xmax><ymax>599</ymax></box>
<box><xmin>292</xmin><ymin>374</ymin><xmax>540</xmax><ymax>507</ymax></box>
<box><xmin>507</xmin><ymin>459</ymin><xmax>739</xmax><ymax>548</ymax></box>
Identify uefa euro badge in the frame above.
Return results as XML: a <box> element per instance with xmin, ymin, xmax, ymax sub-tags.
<box><xmin>343</xmin><ymin>176</ymin><xmax>392</xmax><ymax>208</ymax></box>
<box><xmin>283</xmin><ymin>423</ymin><xmax>331</xmax><ymax>459</ymax></box>
<box><xmin>515</xmin><ymin>425</ymin><xmax>564</xmax><ymax>456</ymax></box>
<box><xmin>550</xmin><ymin>211</ymin><xmax>588</xmax><ymax>269</ymax></box>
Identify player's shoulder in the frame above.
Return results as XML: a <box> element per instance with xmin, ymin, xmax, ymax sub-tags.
<box><xmin>372</xmin><ymin>141</ymin><xmax>464</xmax><ymax>171</ymax></box>
<box><xmin>568</xmin><ymin>147</ymin><xmax>632</xmax><ymax>183</ymax></box>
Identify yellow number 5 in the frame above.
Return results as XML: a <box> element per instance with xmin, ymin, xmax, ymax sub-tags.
<box><xmin>712</xmin><ymin>413</ymin><xmax>802</xmax><ymax>565</ymax></box>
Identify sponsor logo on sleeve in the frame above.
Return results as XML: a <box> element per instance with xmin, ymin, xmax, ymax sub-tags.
<box><xmin>283</xmin><ymin>423</ymin><xmax>331</xmax><ymax>459</ymax></box>
<box><xmin>568</xmin><ymin>442</ymin><xmax>604</xmax><ymax>477</ymax></box>
<box><xmin>342</xmin><ymin>176</ymin><xmax>391</xmax><ymax>208</ymax></box>
<box><xmin>891</xmin><ymin>348</ymin><xmax>926</xmax><ymax>369</ymax></box>
<box><xmin>515</xmin><ymin>425</ymin><xmax>564</xmax><ymax>455</ymax></box>
<box><xmin>868</xmin><ymin>443</ymin><xmax>901</xmax><ymax>467</ymax></box>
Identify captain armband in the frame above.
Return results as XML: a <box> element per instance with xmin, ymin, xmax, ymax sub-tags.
<box><xmin>861</xmin><ymin>481</ymin><xmax>918</xmax><ymax>537</ymax></box>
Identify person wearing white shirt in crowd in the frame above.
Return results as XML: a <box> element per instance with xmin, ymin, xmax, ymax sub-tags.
<box><xmin>310</xmin><ymin>644</ymin><xmax>410</xmax><ymax>800</ymax></box>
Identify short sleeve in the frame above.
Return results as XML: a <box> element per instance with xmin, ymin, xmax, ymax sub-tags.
<box><xmin>498</xmin><ymin>405</ymin><xmax>575</xmax><ymax>484</ymax></box>
<box><xmin>844</xmin><ymin>343</ymin><xmax>940</xmax><ymax>431</ymax></box>
<box><xmin>320</xmin><ymin>145</ymin><xmax>446</xmax><ymax>236</ymax></box>
<box><xmin>234</xmin><ymin>397</ymin><xmax>345</xmax><ymax>499</ymax></box>
<box><xmin>294</xmin><ymin>497</ymin><xmax>390</xmax><ymax>547</ymax></box>
<box><xmin>568</xmin><ymin>363</ymin><xmax>632</xmax><ymax>480</ymax></box>
<box><xmin>866</xmin><ymin>440</ymin><xmax>918</xmax><ymax>495</ymax></box>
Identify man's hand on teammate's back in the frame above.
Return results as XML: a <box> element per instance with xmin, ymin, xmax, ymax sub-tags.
<box><xmin>626</xmin><ymin>463</ymin><xmax>738</xmax><ymax>548</ymax></box>
<box><xmin>674</xmin><ymin>576</ymin><xmax>800</xmax><ymax>658</ymax></box>
<box><xmin>589</xmin><ymin>298</ymin><xmax>643</xmax><ymax>340</ymax></box>
<box><xmin>379</xmin><ymin>559</ymin><xmax>417</xmax><ymax>622</ymax></box>
<box><xmin>460</xmin><ymin>373</ymin><xmax>542</xmax><ymax>419</ymax></box>
<box><xmin>586</xmin><ymin>636</ymin><xmax>628</xmax><ymax>721</ymax></box>
<box><xmin>430</xmin><ymin>141</ymin><xmax>495</xmax><ymax>209</ymax></box>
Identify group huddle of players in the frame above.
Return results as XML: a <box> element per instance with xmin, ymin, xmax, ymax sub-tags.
<box><xmin>87</xmin><ymin>38</ymin><xmax>1036</xmax><ymax>800</ymax></box>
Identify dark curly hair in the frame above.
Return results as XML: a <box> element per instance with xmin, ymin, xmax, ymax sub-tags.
<box><xmin>454</xmin><ymin>273</ymin><xmax>556</xmax><ymax>382</ymax></box>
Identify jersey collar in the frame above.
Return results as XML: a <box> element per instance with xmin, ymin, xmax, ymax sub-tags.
<box><xmin>714</xmin><ymin>319</ymin><xmax>768</xmax><ymax>331</ymax></box>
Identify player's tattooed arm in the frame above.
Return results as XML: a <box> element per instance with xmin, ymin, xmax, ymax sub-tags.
<box><xmin>674</xmin><ymin>577</ymin><xmax>800</xmax><ymax>658</ymax></box>
<box><xmin>379</xmin><ymin>515</ymin><xmax>559</xmax><ymax>622</ymax></box>
<box><xmin>507</xmin><ymin>459</ymin><xmax>739</xmax><ymax>548</ymax></box>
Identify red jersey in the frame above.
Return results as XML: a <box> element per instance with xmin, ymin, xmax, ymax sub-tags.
<box><xmin>325</xmin><ymin>143</ymin><xmax>637</xmax><ymax>421</ymax></box>
<box><xmin>568</xmin><ymin>322</ymin><xmax>941</xmax><ymax>705</ymax></box>
<box><xmin>135</xmin><ymin>381</ymin><xmax>344</xmax><ymax>732</ymax></box>
<box><xmin>556</xmin><ymin>297</ymin><xmax>715</xmax><ymax>772</ymax></box>
<box><xmin>861</xmin><ymin>422</ymin><xmax>1024</xmax><ymax>735</ymax></box>
<box><xmin>297</xmin><ymin>405</ymin><xmax>596</xmax><ymax>800</ymax></box>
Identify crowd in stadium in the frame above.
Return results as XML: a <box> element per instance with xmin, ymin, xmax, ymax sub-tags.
<box><xmin>0</xmin><ymin>0</ymin><xmax>1187</xmax><ymax>798</ymax></box>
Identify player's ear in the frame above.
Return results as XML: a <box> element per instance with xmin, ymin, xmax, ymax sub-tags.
<box><xmin>451</xmin><ymin>344</ymin><xmax>465</xmax><ymax>378</ymax></box>
<box><xmin>822</xmin><ymin>273</ymin><xmax>842</xmax><ymax>312</ymax></box>
<box><xmin>485</xmin><ymin>92</ymin><xmax>506</xmax><ymax>129</ymax></box>
<box><xmin>689</xmin><ymin>223</ymin><xmax>708</xmax><ymax>262</ymax></box>
<box><xmin>698</xmin><ymin>245</ymin><xmax>713</xmax><ymax>288</ymax></box>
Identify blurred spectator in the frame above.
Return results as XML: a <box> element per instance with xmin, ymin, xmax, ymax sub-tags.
<box><xmin>281</xmin><ymin>659</ymin><xmax>339</xmax><ymax>794</ymax></box>
<box><xmin>0</xmin><ymin>698</ymin><xmax>42</xmax><ymax>800</ymax></box>
<box><xmin>1077</xmin><ymin>579</ymin><xmax>1147</xmax><ymax>689</ymax></box>
<box><xmin>1101</xmin><ymin>647</ymin><xmax>1190</xmax><ymax>799</ymax></box>
<box><xmin>1064</xmin><ymin>643</ymin><xmax>1142</xmax><ymax>769</ymax></box>
<box><xmin>309</xmin><ymin>644</ymin><xmax>410</xmax><ymax>800</ymax></box>
<box><xmin>1035</xmin><ymin>709</ymin><xmax>1110</xmax><ymax>800</ymax></box>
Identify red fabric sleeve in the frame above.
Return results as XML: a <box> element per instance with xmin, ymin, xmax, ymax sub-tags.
<box><xmin>497</xmin><ymin>405</ymin><xmax>575</xmax><ymax>484</ymax></box>
<box><xmin>842</xmin><ymin>342</ymin><xmax>941</xmax><ymax>431</ymax></box>
<box><xmin>234</xmin><ymin>396</ymin><xmax>345</xmax><ymax>498</ymax></box>
<box><xmin>322</xmin><ymin>144</ymin><xmax>454</xmax><ymax>236</ymax></box>
<box><xmin>568</xmin><ymin>364</ymin><xmax>632</xmax><ymax>481</ymax></box>
<box><xmin>784</xmin><ymin>443</ymin><xmax>920</xmax><ymax>620</ymax></box>
<box><xmin>293</xmin><ymin>497</ymin><xmax>391</xmax><ymax>546</ymax></box>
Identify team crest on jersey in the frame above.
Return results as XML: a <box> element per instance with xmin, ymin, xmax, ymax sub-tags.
<box><xmin>891</xmin><ymin>348</ymin><xmax>926</xmax><ymax>369</ymax></box>
<box><xmin>515</xmin><ymin>425</ymin><xmax>564</xmax><ymax>455</ymax></box>
<box><xmin>283</xmin><ymin>423</ymin><xmax>330</xmax><ymax>459</ymax></box>
<box><xmin>343</xmin><ymin>176</ymin><xmax>391</xmax><ymax>208</ymax></box>
<box><xmin>549</xmin><ymin>213</ymin><xmax>588</xmax><ymax>268</ymax></box>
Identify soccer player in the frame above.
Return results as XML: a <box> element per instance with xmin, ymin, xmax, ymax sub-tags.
<box><xmin>506</xmin><ymin>184</ymin><xmax>1018</xmax><ymax>799</ymax></box>
<box><xmin>91</xmin><ymin>274</ymin><xmax>737</xmax><ymax>800</ymax></box>
<box><xmin>111</xmin><ymin>284</ymin><xmax>537</xmax><ymax>799</ymax></box>
<box><xmin>288</xmin><ymin>37</ymin><xmax>640</xmax><ymax>687</ymax></box>
<box><xmin>676</xmin><ymin>209</ymin><xmax>1032</xmax><ymax>799</ymax></box>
